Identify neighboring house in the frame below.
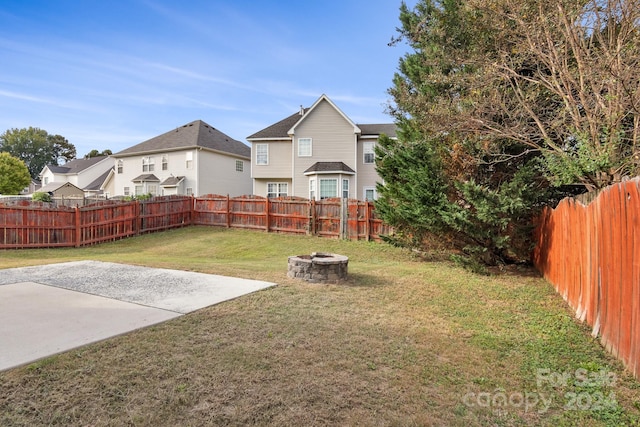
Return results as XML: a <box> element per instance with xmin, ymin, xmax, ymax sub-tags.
<box><xmin>20</xmin><ymin>179</ymin><xmax>41</xmax><ymax>195</ymax></box>
<box><xmin>107</xmin><ymin>120</ymin><xmax>251</xmax><ymax>198</ymax></box>
<box><xmin>247</xmin><ymin>94</ymin><xmax>396</xmax><ymax>201</ymax></box>
<box><xmin>39</xmin><ymin>156</ymin><xmax>113</xmax><ymax>197</ymax></box>
<box><xmin>37</xmin><ymin>182</ymin><xmax>84</xmax><ymax>199</ymax></box>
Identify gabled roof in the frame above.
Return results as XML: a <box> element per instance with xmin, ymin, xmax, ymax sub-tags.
<box><xmin>289</xmin><ymin>94</ymin><xmax>360</xmax><ymax>135</ymax></box>
<box><xmin>247</xmin><ymin>95</ymin><xmax>397</xmax><ymax>141</ymax></box>
<box><xmin>160</xmin><ymin>176</ymin><xmax>185</xmax><ymax>187</ymax></box>
<box><xmin>247</xmin><ymin>109</ymin><xmax>309</xmax><ymax>140</ymax></box>
<box><xmin>85</xmin><ymin>168</ymin><xmax>114</xmax><ymax>192</ymax></box>
<box><xmin>45</xmin><ymin>156</ymin><xmax>109</xmax><ymax>175</ymax></box>
<box><xmin>304</xmin><ymin>162</ymin><xmax>355</xmax><ymax>175</ymax></box>
<box><xmin>39</xmin><ymin>182</ymin><xmax>84</xmax><ymax>194</ymax></box>
<box><xmin>115</xmin><ymin>120</ymin><xmax>250</xmax><ymax>159</ymax></box>
<box><xmin>132</xmin><ymin>174</ymin><xmax>160</xmax><ymax>182</ymax></box>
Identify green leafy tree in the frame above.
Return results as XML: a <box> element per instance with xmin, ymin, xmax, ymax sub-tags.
<box><xmin>84</xmin><ymin>149</ymin><xmax>112</xmax><ymax>158</ymax></box>
<box><xmin>32</xmin><ymin>191</ymin><xmax>52</xmax><ymax>202</ymax></box>
<box><xmin>48</xmin><ymin>134</ymin><xmax>76</xmax><ymax>164</ymax></box>
<box><xmin>0</xmin><ymin>152</ymin><xmax>31</xmax><ymax>195</ymax></box>
<box><xmin>0</xmin><ymin>127</ymin><xmax>77</xmax><ymax>179</ymax></box>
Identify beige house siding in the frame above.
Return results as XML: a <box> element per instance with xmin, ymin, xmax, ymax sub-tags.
<box><xmin>253</xmin><ymin>178</ymin><xmax>292</xmax><ymax>198</ymax></box>
<box><xmin>292</xmin><ymin>99</ymin><xmax>357</xmax><ymax>197</ymax></box>
<box><xmin>247</xmin><ymin>95</ymin><xmax>395</xmax><ymax>201</ymax></box>
<box><xmin>53</xmin><ymin>183</ymin><xmax>84</xmax><ymax>198</ymax></box>
<box><xmin>197</xmin><ymin>150</ymin><xmax>252</xmax><ymax>196</ymax></box>
<box><xmin>252</xmin><ymin>140</ymin><xmax>292</xmax><ymax>178</ymax></box>
<box><xmin>356</xmin><ymin>138</ymin><xmax>380</xmax><ymax>200</ymax></box>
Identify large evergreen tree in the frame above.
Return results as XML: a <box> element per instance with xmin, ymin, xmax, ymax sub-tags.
<box><xmin>378</xmin><ymin>0</ymin><xmax>556</xmax><ymax>266</ymax></box>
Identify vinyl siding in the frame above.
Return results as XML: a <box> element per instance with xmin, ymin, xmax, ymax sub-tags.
<box><xmin>40</xmin><ymin>158</ymin><xmax>112</xmax><ymax>191</ymax></box>
<box><xmin>197</xmin><ymin>150</ymin><xmax>252</xmax><ymax>196</ymax></box>
<box><xmin>357</xmin><ymin>137</ymin><xmax>381</xmax><ymax>199</ymax></box>
<box><xmin>253</xmin><ymin>178</ymin><xmax>292</xmax><ymax>198</ymax></box>
<box><xmin>251</xmin><ymin>140</ymin><xmax>292</xmax><ymax>178</ymax></box>
<box><xmin>112</xmin><ymin>149</ymin><xmax>251</xmax><ymax>197</ymax></box>
<box><xmin>292</xmin><ymin>99</ymin><xmax>357</xmax><ymax>197</ymax></box>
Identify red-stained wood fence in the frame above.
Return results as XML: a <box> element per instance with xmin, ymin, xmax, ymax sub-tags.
<box><xmin>0</xmin><ymin>195</ymin><xmax>391</xmax><ymax>249</ymax></box>
<box><xmin>533</xmin><ymin>178</ymin><xmax>640</xmax><ymax>379</ymax></box>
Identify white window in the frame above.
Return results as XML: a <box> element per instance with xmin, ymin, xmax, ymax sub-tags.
<box><xmin>309</xmin><ymin>179</ymin><xmax>316</xmax><ymax>200</ymax></box>
<box><xmin>124</xmin><ymin>186</ymin><xmax>130</xmax><ymax>196</ymax></box>
<box><xmin>44</xmin><ymin>177</ymin><xmax>49</xmax><ymax>185</ymax></box>
<box><xmin>162</xmin><ymin>155</ymin><xmax>168</xmax><ymax>171</ymax></box>
<box><xmin>186</xmin><ymin>152</ymin><xmax>193</xmax><ymax>169</ymax></box>
<box><xmin>342</xmin><ymin>179</ymin><xmax>349</xmax><ymax>199</ymax></box>
<box><xmin>256</xmin><ymin>144</ymin><xmax>268</xmax><ymax>165</ymax></box>
<box><xmin>320</xmin><ymin>179</ymin><xmax>337</xmax><ymax>199</ymax></box>
<box><xmin>235</xmin><ymin>160</ymin><xmax>244</xmax><ymax>172</ymax></box>
<box><xmin>135</xmin><ymin>185</ymin><xmax>143</xmax><ymax>196</ymax></box>
<box><xmin>267</xmin><ymin>182</ymin><xmax>288</xmax><ymax>198</ymax></box>
<box><xmin>364</xmin><ymin>187</ymin><xmax>377</xmax><ymax>201</ymax></box>
<box><xmin>363</xmin><ymin>141</ymin><xmax>375</xmax><ymax>164</ymax></box>
<box><xmin>117</xmin><ymin>160</ymin><xmax>123</xmax><ymax>174</ymax></box>
<box><xmin>186</xmin><ymin>187</ymin><xmax>193</xmax><ymax>196</ymax></box>
<box><xmin>142</xmin><ymin>157</ymin><xmax>155</xmax><ymax>172</ymax></box>
<box><xmin>148</xmin><ymin>184</ymin><xmax>158</xmax><ymax>196</ymax></box>
<box><xmin>298</xmin><ymin>138</ymin><xmax>312</xmax><ymax>157</ymax></box>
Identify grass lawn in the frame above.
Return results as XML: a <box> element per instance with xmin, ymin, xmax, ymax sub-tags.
<box><xmin>1</xmin><ymin>226</ymin><xmax>639</xmax><ymax>426</ymax></box>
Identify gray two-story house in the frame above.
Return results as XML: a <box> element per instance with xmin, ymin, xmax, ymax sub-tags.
<box><xmin>247</xmin><ymin>94</ymin><xmax>396</xmax><ymax>200</ymax></box>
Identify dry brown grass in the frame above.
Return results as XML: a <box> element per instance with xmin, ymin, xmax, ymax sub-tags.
<box><xmin>1</xmin><ymin>227</ymin><xmax>639</xmax><ymax>426</ymax></box>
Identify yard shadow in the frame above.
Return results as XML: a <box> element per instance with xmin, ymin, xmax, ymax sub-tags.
<box><xmin>343</xmin><ymin>272</ymin><xmax>391</xmax><ymax>288</ymax></box>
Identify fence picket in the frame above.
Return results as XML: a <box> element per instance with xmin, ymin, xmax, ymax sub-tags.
<box><xmin>0</xmin><ymin>195</ymin><xmax>392</xmax><ymax>250</ymax></box>
<box><xmin>534</xmin><ymin>178</ymin><xmax>640</xmax><ymax>380</ymax></box>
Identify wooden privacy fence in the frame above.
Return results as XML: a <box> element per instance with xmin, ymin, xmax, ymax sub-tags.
<box><xmin>0</xmin><ymin>195</ymin><xmax>391</xmax><ymax>249</ymax></box>
<box><xmin>533</xmin><ymin>178</ymin><xmax>640</xmax><ymax>379</ymax></box>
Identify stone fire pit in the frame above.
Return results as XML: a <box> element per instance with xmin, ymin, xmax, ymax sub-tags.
<box><xmin>287</xmin><ymin>252</ymin><xmax>348</xmax><ymax>283</ymax></box>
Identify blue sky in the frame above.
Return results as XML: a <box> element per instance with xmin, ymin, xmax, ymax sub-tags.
<box><xmin>0</xmin><ymin>1</ymin><xmax>413</xmax><ymax>158</ymax></box>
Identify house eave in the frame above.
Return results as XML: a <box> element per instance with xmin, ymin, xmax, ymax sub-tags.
<box><xmin>247</xmin><ymin>137</ymin><xmax>292</xmax><ymax>142</ymax></box>
<box><xmin>303</xmin><ymin>170</ymin><xmax>356</xmax><ymax>176</ymax></box>
<box><xmin>113</xmin><ymin>145</ymin><xmax>250</xmax><ymax>160</ymax></box>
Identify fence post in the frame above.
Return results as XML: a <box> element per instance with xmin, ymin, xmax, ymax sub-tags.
<box><xmin>226</xmin><ymin>194</ymin><xmax>231</xmax><ymax>228</ymax></box>
<box><xmin>310</xmin><ymin>199</ymin><xmax>316</xmax><ymax>236</ymax></box>
<box><xmin>74</xmin><ymin>206</ymin><xmax>81</xmax><ymax>247</ymax></box>
<box><xmin>265</xmin><ymin>197</ymin><xmax>270</xmax><ymax>232</ymax></box>
<box><xmin>340</xmin><ymin>198</ymin><xmax>347</xmax><ymax>240</ymax></box>
<box><xmin>365</xmin><ymin>200</ymin><xmax>371</xmax><ymax>241</ymax></box>
<box><xmin>190</xmin><ymin>195</ymin><xmax>195</xmax><ymax>225</ymax></box>
<box><xmin>135</xmin><ymin>200</ymin><xmax>141</xmax><ymax>235</ymax></box>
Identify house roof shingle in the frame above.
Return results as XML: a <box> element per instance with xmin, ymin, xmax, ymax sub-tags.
<box><xmin>160</xmin><ymin>176</ymin><xmax>185</xmax><ymax>187</ymax></box>
<box><xmin>359</xmin><ymin>124</ymin><xmax>397</xmax><ymax>138</ymax></box>
<box><xmin>39</xmin><ymin>182</ymin><xmax>84</xmax><ymax>194</ymax></box>
<box><xmin>85</xmin><ymin>168</ymin><xmax>115</xmax><ymax>192</ymax></box>
<box><xmin>132</xmin><ymin>174</ymin><xmax>160</xmax><ymax>182</ymax></box>
<box><xmin>247</xmin><ymin>109</ymin><xmax>309</xmax><ymax>140</ymax></box>
<box><xmin>46</xmin><ymin>156</ymin><xmax>109</xmax><ymax>174</ymax></box>
<box><xmin>304</xmin><ymin>162</ymin><xmax>356</xmax><ymax>175</ymax></box>
<box><xmin>115</xmin><ymin>120</ymin><xmax>250</xmax><ymax>158</ymax></box>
